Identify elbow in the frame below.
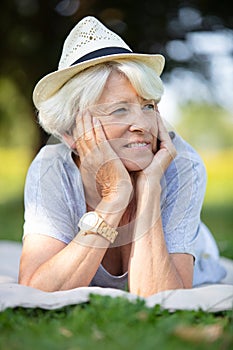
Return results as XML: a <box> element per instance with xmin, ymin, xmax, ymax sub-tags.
<box><xmin>129</xmin><ymin>280</ymin><xmax>191</xmax><ymax>297</ymax></box>
<box><xmin>18</xmin><ymin>274</ymin><xmax>37</xmax><ymax>289</ymax></box>
<box><xmin>18</xmin><ymin>272</ymin><xmax>50</xmax><ymax>291</ymax></box>
<box><xmin>18</xmin><ymin>273</ymin><xmax>30</xmax><ymax>286</ymax></box>
<box><xmin>129</xmin><ymin>283</ymin><xmax>161</xmax><ymax>297</ymax></box>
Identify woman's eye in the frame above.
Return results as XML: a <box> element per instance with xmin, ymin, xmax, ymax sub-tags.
<box><xmin>111</xmin><ymin>108</ymin><xmax>128</xmax><ymax>115</ymax></box>
<box><xmin>142</xmin><ymin>103</ymin><xmax>155</xmax><ymax>111</ymax></box>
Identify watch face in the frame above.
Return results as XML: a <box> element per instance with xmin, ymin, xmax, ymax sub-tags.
<box><xmin>80</xmin><ymin>212</ymin><xmax>98</xmax><ymax>231</ymax></box>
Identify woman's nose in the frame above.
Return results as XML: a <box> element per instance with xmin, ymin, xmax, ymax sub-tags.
<box><xmin>129</xmin><ymin>123</ymin><xmax>146</xmax><ymax>133</ymax></box>
<box><xmin>128</xmin><ymin>108</ymin><xmax>151</xmax><ymax>133</ymax></box>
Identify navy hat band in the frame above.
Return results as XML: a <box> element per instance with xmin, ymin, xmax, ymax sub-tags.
<box><xmin>71</xmin><ymin>47</ymin><xmax>132</xmax><ymax>66</ymax></box>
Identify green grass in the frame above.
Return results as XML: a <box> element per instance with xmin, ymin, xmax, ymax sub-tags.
<box><xmin>0</xmin><ymin>295</ymin><xmax>232</xmax><ymax>350</ymax></box>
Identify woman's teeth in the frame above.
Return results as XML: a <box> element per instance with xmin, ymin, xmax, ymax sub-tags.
<box><xmin>126</xmin><ymin>142</ymin><xmax>147</xmax><ymax>148</ymax></box>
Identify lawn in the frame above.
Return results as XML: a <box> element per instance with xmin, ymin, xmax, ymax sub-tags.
<box><xmin>0</xmin><ymin>147</ymin><xmax>233</xmax><ymax>349</ymax></box>
<box><xmin>0</xmin><ymin>296</ymin><xmax>232</xmax><ymax>350</ymax></box>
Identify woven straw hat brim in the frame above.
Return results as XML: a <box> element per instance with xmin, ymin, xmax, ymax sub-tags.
<box><xmin>33</xmin><ymin>52</ymin><xmax>165</xmax><ymax>109</ymax></box>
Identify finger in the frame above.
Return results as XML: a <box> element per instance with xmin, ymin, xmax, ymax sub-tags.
<box><xmin>83</xmin><ymin>109</ymin><xmax>95</xmax><ymax>142</ymax></box>
<box><xmin>153</xmin><ymin>148</ymin><xmax>174</xmax><ymax>174</ymax></box>
<box><xmin>157</xmin><ymin>115</ymin><xmax>176</xmax><ymax>157</ymax></box>
<box><xmin>93</xmin><ymin>118</ymin><xmax>121</xmax><ymax>160</ymax></box>
<box><xmin>157</xmin><ymin>114</ymin><xmax>172</xmax><ymax>144</ymax></box>
<box><xmin>75</xmin><ymin>109</ymin><xmax>96</xmax><ymax>155</ymax></box>
<box><xmin>73</xmin><ymin>111</ymin><xmax>88</xmax><ymax>157</ymax></box>
<box><xmin>73</xmin><ymin>110</ymin><xmax>84</xmax><ymax>141</ymax></box>
<box><xmin>93</xmin><ymin>117</ymin><xmax>107</xmax><ymax>144</ymax></box>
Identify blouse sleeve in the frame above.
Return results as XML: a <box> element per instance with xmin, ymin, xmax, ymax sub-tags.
<box><xmin>23</xmin><ymin>146</ymin><xmax>85</xmax><ymax>244</ymax></box>
<box><xmin>160</xmin><ymin>135</ymin><xmax>207</xmax><ymax>260</ymax></box>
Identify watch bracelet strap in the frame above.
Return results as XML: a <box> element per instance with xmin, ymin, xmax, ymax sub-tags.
<box><xmin>98</xmin><ymin>221</ymin><xmax>118</xmax><ymax>244</ymax></box>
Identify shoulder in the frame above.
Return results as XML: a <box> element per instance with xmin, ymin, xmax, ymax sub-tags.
<box><xmin>26</xmin><ymin>143</ymin><xmax>76</xmax><ymax>181</ymax></box>
<box><xmin>161</xmin><ymin>133</ymin><xmax>208</xmax><ymax>252</ymax></box>
<box><xmin>171</xmin><ymin>131</ymin><xmax>205</xmax><ymax>164</ymax></box>
<box><xmin>24</xmin><ymin>143</ymin><xmax>84</xmax><ymax>201</ymax></box>
<box><xmin>29</xmin><ymin>143</ymin><xmax>70</xmax><ymax>170</ymax></box>
<box><xmin>161</xmin><ymin>132</ymin><xmax>207</xmax><ymax>212</ymax></box>
<box><xmin>168</xmin><ymin>131</ymin><xmax>206</xmax><ymax>181</ymax></box>
<box><xmin>23</xmin><ymin>143</ymin><xmax>85</xmax><ymax>242</ymax></box>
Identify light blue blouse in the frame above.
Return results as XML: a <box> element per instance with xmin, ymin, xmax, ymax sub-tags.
<box><xmin>23</xmin><ymin>132</ymin><xmax>226</xmax><ymax>287</ymax></box>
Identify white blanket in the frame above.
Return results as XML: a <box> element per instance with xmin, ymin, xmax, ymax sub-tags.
<box><xmin>0</xmin><ymin>241</ymin><xmax>233</xmax><ymax>312</ymax></box>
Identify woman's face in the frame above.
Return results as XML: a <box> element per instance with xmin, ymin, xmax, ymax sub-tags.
<box><xmin>90</xmin><ymin>71</ymin><xmax>160</xmax><ymax>172</ymax></box>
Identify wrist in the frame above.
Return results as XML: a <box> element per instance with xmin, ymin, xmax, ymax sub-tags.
<box><xmin>136</xmin><ymin>176</ymin><xmax>161</xmax><ymax>196</ymax></box>
<box><xmin>102</xmin><ymin>183</ymin><xmax>132</xmax><ymax>206</ymax></box>
<box><xmin>95</xmin><ymin>196</ymin><xmax>129</xmax><ymax>228</ymax></box>
<box><xmin>78</xmin><ymin>211</ymin><xmax>118</xmax><ymax>244</ymax></box>
<box><xmin>136</xmin><ymin>180</ymin><xmax>161</xmax><ymax>214</ymax></box>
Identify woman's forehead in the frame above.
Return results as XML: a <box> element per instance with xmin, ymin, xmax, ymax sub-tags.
<box><xmin>97</xmin><ymin>71</ymin><xmax>140</xmax><ymax>103</ymax></box>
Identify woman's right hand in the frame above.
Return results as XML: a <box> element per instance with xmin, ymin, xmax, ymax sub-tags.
<box><xmin>73</xmin><ymin>109</ymin><xmax>133</xmax><ymax>210</ymax></box>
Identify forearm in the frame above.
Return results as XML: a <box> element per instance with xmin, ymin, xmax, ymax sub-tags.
<box><xmin>23</xmin><ymin>234</ymin><xmax>108</xmax><ymax>292</ymax></box>
<box><xmin>128</xmin><ymin>218</ymin><xmax>184</xmax><ymax>296</ymax></box>
<box><xmin>128</xmin><ymin>187</ymin><xmax>184</xmax><ymax>297</ymax></box>
<box><xmin>21</xmin><ymin>197</ymin><xmax>128</xmax><ymax>292</ymax></box>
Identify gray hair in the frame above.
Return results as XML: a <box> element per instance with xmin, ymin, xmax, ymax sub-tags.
<box><xmin>37</xmin><ymin>59</ymin><xmax>164</xmax><ymax>139</ymax></box>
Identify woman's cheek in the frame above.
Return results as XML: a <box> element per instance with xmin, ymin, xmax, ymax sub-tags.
<box><xmin>100</xmin><ymin>124</ymin><xmax>112</xmax><ymax>141</ymax></box>
<box><xmin>101</xmin><ymin>121</ymin><xmax>125</xmax><ymax>141</ymax></box>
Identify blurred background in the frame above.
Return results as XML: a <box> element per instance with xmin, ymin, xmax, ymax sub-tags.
<box><xmin>0</xmin><ymin>0</ymin><xmax>232</xmax><ymax>258</ymax></box>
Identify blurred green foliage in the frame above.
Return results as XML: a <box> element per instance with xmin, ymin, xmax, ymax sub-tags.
<box><xmin>0</xmin><ymin>147</ymin><xmax>32</xmax><ymax>203</ymax></box>
<box><xmin>177</xmin><ymin>103</ymin><xmax>233</xmax><ymax>150</ymax></box>
<box><xmin>201</xmin><ymin>149</ymin><xmax>233</xmax><ymax>204</ymax></box>
<box><xmin>0</xmin><ymin>78</ymin><xmax>38</xmax><ymax>148</ymax></box>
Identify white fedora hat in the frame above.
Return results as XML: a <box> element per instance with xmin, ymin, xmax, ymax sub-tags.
<box><xmin>33</xmin><ymin>16</ymin><xmax>165</xmax><ymax>109</ymax></box>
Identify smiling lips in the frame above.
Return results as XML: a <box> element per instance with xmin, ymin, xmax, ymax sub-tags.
<box><xmin>124</xmin><ymin>141</ymin><xmax>150</xmax><ymax>149</ymax></box>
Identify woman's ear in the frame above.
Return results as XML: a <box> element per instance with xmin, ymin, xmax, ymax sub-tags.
<box><xmin>62</xmin><ymin>133</ymin><xmax>76</xmax><ymax>150</ymax></box>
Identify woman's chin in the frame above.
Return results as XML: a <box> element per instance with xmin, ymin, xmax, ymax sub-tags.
<box><xmin>122</xmin><ymin>158</ymin><xmax>153</xmax><ymax>172</ymax></box>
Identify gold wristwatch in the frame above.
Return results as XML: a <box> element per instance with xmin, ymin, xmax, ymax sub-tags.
<box><xmin>78</xmin><ymin>211</ymin><xmax>118</xmax><ymax>244</ymax></box>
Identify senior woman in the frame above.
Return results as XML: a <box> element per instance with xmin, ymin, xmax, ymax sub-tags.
<box><xmin>19</xmin><ymin>16</ymin><xmax>226</xmax><ymax>296</ymax></box>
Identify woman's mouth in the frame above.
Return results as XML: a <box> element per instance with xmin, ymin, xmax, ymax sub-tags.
<box><xmin>124</xmin><ymin>142</ymin><xmax>149</xmax><ymax>149</ymax></box>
